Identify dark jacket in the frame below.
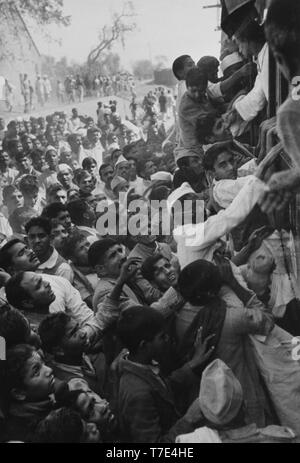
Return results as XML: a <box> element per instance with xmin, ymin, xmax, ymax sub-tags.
<box><xmin>117</xmin><ymin>360</ymin><xmax>200</xmax><ymax>443</ymax></box>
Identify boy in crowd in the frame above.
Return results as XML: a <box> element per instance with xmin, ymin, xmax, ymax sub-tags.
<box><xmin>25</xmin><ymin>216</ymin><xmax>73</xmax><ymax>282</ymax></box>
<box><xmin>115</xmin><ymin>305</ymin><xmax>213</xmax><ymax>443</ymax></box>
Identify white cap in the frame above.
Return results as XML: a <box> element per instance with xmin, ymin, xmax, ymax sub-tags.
<box><xmin>199</xmin><ymin>359</ymin><xmax>243</xmax><ymax>426</ymax></box>
<box><xmin>167</xmin><ymin>182</ymin><xmax>196</xmax><ymax>212</ymax></box>
<box><xmin>115</xmin><ymin>155</ymin><xmax>129</xmax><ymax>167</ymax></box>
<box><xmin>220</xmin><ymin>52</ymin><xmax>243</xmax><ymax>73</ymax></box>
<box><xmin>150</xmin><ymin>171</ymin><xmax>173</xmax><ymax>183</ymax></box>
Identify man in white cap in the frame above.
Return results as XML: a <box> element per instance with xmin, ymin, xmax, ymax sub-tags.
<box><xmin>176</xmin><ymin>359</ymin><xmax>295</xmax><ymax>443</ymax></box>
<box><xmin>115</xmin><ymin>155</ymin><xmax>130</xmax><ymax>182</ymax></box>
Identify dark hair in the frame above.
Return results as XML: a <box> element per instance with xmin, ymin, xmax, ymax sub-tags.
<box><xmin>82</xmin><ymin>156</ymin><xmax>96</xmax><ymax>170</ymax></box>
<box><xmin>25</xmin><ymin>216</ymin><xmax>52</xmax><ymax>236</ymax></box>
<box><xmin>61</xmin><ymin>231</ymin><xmax>85</xmax><ymax>260</ymax></box>
<box><xmin>4</xmin><ymin>344</ymin><xmax>36</xmax><ymax>392</ymax></box>
<box><xmin>236</xmin><ymin>19</ymin><xmax>265</xmax><ymax>45</ymax></box>
<box><xmin>30</xmin><ymin>148</ymin><xmax>45</xmax><ymax>162</ymax></box>
<box><xmin>67</xmin><ymin>200</ymin><xmax>89</xmax><ymax>226</ymax></box>
<box><xmin>116</xmin><ymin>306</ymin><xmax>165</xmax><ymax>353</ymax></box>
<box><xmin>2</xmin><ymin>185</ymin><xmax>21</xmax><ymax>203</ymax></box>
<box><xmin>88</xmin><ymin>238</ymin><xmax>118</xmax><ymax>268</ymax></box>
<box><xmin>203</xmin><ymin>141</ymin><xmax>234</xmax><ymax>171</ymax></box>
<box><xmin>38</xmin><ymin>312</ymin><xmax>70</xmax><ymax>353</ymax></box>
<box><xmin>18</xmin><ymin>175</ymin><xmax>39</xmax><ymax>196</ymax></box>
<box><xmin>32</xmin><ymin>408</ymin><xmax>84</xmax><ymax>443</ymax></box>
<box><xmin>178</xmin><ymin>260</ymin><xmax>222</xmax><ymax>305</ymax></box>
<box><xmin>0</xmin><ymin>238</ymin><xmax>23</xmax><ymax>272</ymax></box>
<box><xmin>172</xmin><ymin>55</ymin><xmax>191</xmax><ymax>80</ymax></box>
<box><xmin>186</xmin><ymin>68</ymin><xmax>208</xmax><ymax>88</ymax></box>
<box><xmin>140</xmin><ymin>253</ymin><xmax>165</xmax><ymax>282</ymax></box>
<box><xmin>197</xmin><ymin>55</ymin><xmax>219</xmax><ymax>70</ymax></box>
<box><xmin>46</xmin><ymin>183</ymin><xmax>65</xmax><ymax>199</ymax></box>
<box><xmin>5</xmin><ymin>272</ymin><xmax>30</xmax><ymax>310</ymax></box>
<box><xmin>195</xmin><ymin>113</ymin><xmax>217</xmax><ymax>145</ymax></box>
<box><xmin>149</xmin><ymin>185</ymin><xmax>170</xmax><ymax>201</ymax></box>
<box><xmin>99</xmin><ymin>162</ymin><xmax>113</xmax><ymax>178</ymax></box>
<box><xmin>42</xmin><ymin>202</ymin><xmax>68</xmax><ymax>220</ymax></box>
<box><xmin>74</xmin><ymin>168</ymin><xmax>91</xmax><ymax>186</ymax></box>
<box><xmin>15</xmin><ymin>152</ymin><xmax>30</xmax><ymax>163</ymax></box>
<box><xmin>265</xmin><ymin>0</ymin><xmax>300</xmax><ymax>78</ymax></box>
<box><xmin>0</xmin><ymin>305</ymin><xmax>30</xmax><ymax>349</ymax></box>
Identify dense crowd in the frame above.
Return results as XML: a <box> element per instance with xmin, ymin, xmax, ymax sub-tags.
<box><xmin>0</xmin><ymin>0</ymin><xmax>300</xmax><ymax>444</ymax></box>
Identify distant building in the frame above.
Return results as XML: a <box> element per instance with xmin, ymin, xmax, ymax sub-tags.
<box><xmin>0</xmin><ymin>2</ymin><xmax>41</xmax><ymax>110</ymax></box>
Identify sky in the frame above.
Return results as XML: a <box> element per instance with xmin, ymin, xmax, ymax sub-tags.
<box><xmin>31</xmin><ymin>0</ymin><xmax>222</xmax><ymax>70</ymax></box>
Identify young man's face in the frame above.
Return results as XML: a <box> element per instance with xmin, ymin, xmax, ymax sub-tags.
<box><xmin>51</xmin><ymin>224</ymin><xmax>68</xmax><ymax>252</ymax></box>
<box><xmin>58</xmin><ymin>170</ymin><xmax>73</xmax><ymax>188</ymax></box>
<box><xmin>102</xmin><ymin>244</ymin><xmax>126</xmax><ymax>278</ymax></box>
<box><xmin>46</xmin><ymin>150</ymin><xmax>58</xmax><ymax>170</ymax></box>
<box><xmin>144</xmin><ymin>160</ymin><xmax>157</xmax><ymax>179</ymax></box>
<box><xmin>183</xmin><ymin>57</ymin><xmax>196</xmax><ymax>79</ymax></box>
<box><xmin>32</xmin><ymin>152</ymin><xmax>46</xmax><ymax>171</ymax></box>
<box><xmin>49</xmin><ymin>189</ymin><xmax>67</xmax><ymax>205</ymax></box>
<box><xmin>188</xmin><ymin>156</ymin><xmax>204</xmax><ymax>175</ymax></box>
<box><xmin>4</xmin><ymin>190</ymin><xmax>24</xmax><ymax>213</ymax></box>
<box><xmin>0</xmin><ymin>151</ymin><xmax>10</xmax><ymax>169</ymax></box>
<box><xmin>148</xmin><ymin>330</ymin><xmax>169</xmax><ymax>362</ymax></box>
<box><xmin>116</xmin><ymin>162</ymin><xmax>130</xmax><ymax>181</ymax></box>
<box><xmin>76</xmin><ymin>392</ymin><xmax>115</xmax><ymax>429</ymax></box>
<box><xmin>209</xmin><ymin>117</ymin><xmax>232</xmax><ymax>143</ymax></box>
<box><xmin>73</xmin><ymin>238</ymin><xmax>90</xmax><ymax>267</ymax></box>
<box><xmin>7</xmin><ymin>242</ymin><xmax>40</xmax><ymax>272</ymax></box>
<box><xmin>27</xmin><ymin>225</ymin><xmax>51</xmax><ymax>260</ymax></box>
<box><xmin>21</xmin><ymin>272</ymin><xmax>56</xmax><ymax>307</ymax></box>
<box><xmin>79</xmin><ymin>175</ymin><xmax>94</xmax><ymax>194</ymax></box>
<box><xmin>17</xmin><ymin>156</ymin><xmax>32</xmax><ymax>174</ymax></box>
<box><xmin>22</xmin><ymin>138</ymin><xmax>33</xmax><ymax>152</ymax></box>
<box><xmin>100</xmin><ymin>166</ymin><xmax>114</xmax><ymax>188</ymax></box>
<box><xmin>21</xmin><ymin>351</ymin><xmax>55</xmax><ymax>401</ymax></box>
<box><xmin>187</xmin><ymin>84</ymin><xmax>207</xmax><ymax>103</ymax></box>
<box><xmin>57</xmin><ymin>210</ymin><xmax>72</xmax><ymax>231</ymax></box>
<box><xmin>24</xmin><ymin>191</ymin><xmax>39</xmax><ymax>208</ymax></box>
<box><xmin>153</xmin><ymin>258</ymin><xmax>178</xmax><ymax>291</ymax></box>
<box><xmin>213</xmin><ymin>152</ymin><xmax>237</xmax><ymax>180</ymax></box>
<box><xmin>60</xmin><ymin>318</ymin><xmax>89</xmax><ymax>357</ymax></box>
<box><xmin>86</xmin><ymin>163</ymin><xmax>97</xmax><ymax>177</ymax></box>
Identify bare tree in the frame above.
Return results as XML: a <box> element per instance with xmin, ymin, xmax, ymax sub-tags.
<box><xmin>2</xmin><ymin>0</ymin><xmax>71</xmax><ymax>26</ymax></box>
<box><xmin>87</xmin><ymin>1</ymin><xmax>136</xmax><ymax>67</ymax></box>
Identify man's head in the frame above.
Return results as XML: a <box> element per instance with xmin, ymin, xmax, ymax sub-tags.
<box><xmin>234</xmin><ymin>20</ymin><xmax>265</xmax><ymax>59</ymax></box>
<box><xmin>57</xmin><ymin>164</ymin><xmax>74</xmax><ymax>189</ymax></box>
<box><xmin>0</xmin><ymin>305</ymin><xmax>31</xmax><ymax>349</ymax></box>
<box><xmin>172</xmin><ymin>55</ymin><xmax>195</xmax><ymax>81</ymax></box>
<box><xmin>195</xmin><ymin>113</ymin><xmax>232</xmax><ymax>145</ymax></box>
<box><xmin>99</xmin><ymin>163</ymin><xmax>114</xmax><ymax>188</ymax></box>
<box><xmin>15</xmin><ymin>153</ymin><xmax>32</xmax><ymax>175</ymax></box>
<box><xmin>67</xmin><ymin>199</ymin><xmax>96</xmax><ymax>227</ymax></box>
<box><xmin>82</xmin><ymin>157</ymin><xmax>97</xmax><ymax>177</ymax></box>
<box><xmin>42</xmin><ymin>202</ymin><xmax>72</xmax><ymax>232</ymax></box>
<box><xmin>30</xmin><ymin>148</ymin><xmax>46</xmax><ymax>172</ymax></box>
<box><xmin>88</xmin><ymin>239</ymin><xmax>126</xmax><ymax>278</ymax></box>
<box><xmin>21</xmin><ymin>135</ymin><xmax>34</xmax><ymax>153</ymax></box>
<box><xmin>18</xmin><ymin>175</ymin><xmax>39</xmax><ymax>207</ymax></box>
<box><xmin>141</xmin><ymin>254</ymin><xmax>178</xmax><ymax>292</ymax></box>
<box><xmin>197</xmin><ymin>56</ymin><xmax>219</xmax><ymax>83</ymax></box>
<box><xmin>87</xmin><ymin>128</ymin><xmax>100</xmax><ymax>145</ymax></box>
<box><xmin>33</xmin><ymin>408</ymin><xmax>100</xmax><ymax>443</ymax></box>
<box><xmin>138</xmin><ymin>158</ymin><xmax>157</xmax><ymax>180</ymax></box>
<box><xmin>4</xmin><ymin>344</ymin><xmax>55</xmax><ymax>402</ymax></box>
<box><xmin>203</xmin><ymin>142</ymin><xmax>237</xmax><ymax>180</ymax></box>
<box><xmin>25</xmin><ymin>216</ymin><xmax>52</xmax><ymax>261</ymax></box>
<box><xmin>68</xmin><ymin>134</ymin><xmax>82</xmax><ymax>153</ymax></box>
<box><xmin>45</xmin><ymin>147</ymin><xmax>59</xmax><ymax>170</ymax></box>
<box><xmin>116</xmin><ymin>306</ymin><xmax>168</xmax><ymax>362</ymax></box>
<box><xmin>0</xmin><ymin>151</ymin><xmax>10</xmax><ymax>170</ymax></box>
<box><xmin>50</xmin><ymin>219</ymin><xmax>68</xmax><ymax>253</ymax></box>
<box><xmin>5</xmin><ymin>272</ymin><xmax>55</xmax><ymax>312</ymax></box>
<box><xmin>8</xmin><ymin>206</ymin><xmax>38</xmax><ymax>234</ymax></box>
<box><xmin>3</xmin><ymin>186</ymin><xmax>24</xmax><ymax>214</ymax></box>
<box><xmin>74</xmin><ymin>169</ymin><xmax>95</xmax><ymax>195</ymax></box>
<box><xmin>265</xmin><ymin>0</ymin><xmax>300</xmax><ymax>81</ymax></box>
<box><xmin>186</xmin><ymin>68</ymin><xmax>208</xmax><ymax>103</ymax></box>
<box><xmin>39</xmin><ymin>313</ymin><xmax>89</xmax><ymax>359</ymax></box>
<box><xmin>178</xmin><ymin>260</ymin><xmax>222</xmax><ymax>305</ymax></box>
<box><xmin>46</xmin><ymin>184</ymin><xmax>67</xmax><ymax>205</ymax></box>
<box><xmin>62</xmin><ymin>231</ymin><xmax>90</xmax><ymax>267</ymax></box>
<box><xmin>0</xmin><ymin>239</ymin><xmax>39</xmax><ymax>274</ymax></box>
<box><xmin>115</xmin><ymin>158</ymin><xmax>130</xmax><ymax>182</ymax></box>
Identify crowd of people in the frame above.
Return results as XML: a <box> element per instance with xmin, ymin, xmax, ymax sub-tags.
<box><xmin>0</xmin><ymin>0</ymin><xmax>300</xmax><ymax>444</ymax></box>
<box><xmin>4</xmin><ymin>72</ymin><xmax>135</xmax><ymax>114</ymax></box>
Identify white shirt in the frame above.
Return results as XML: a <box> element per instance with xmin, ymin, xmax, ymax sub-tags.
<box><xmin>213</xmin><ymin>175</ymin><xmax>254</xmax><ymax>209</ymax></box>
<box><xmin>38</xmin><ymin>248</ymin><xmax>74</xmax><ymax>282</ymax></box>
<box><xmin>173</xmin><ymin>176</ymin><xmax>267</xmax><ymax>269</ymax></box>
<box><xmin>234</xmin><ymin>43</ymin><xmax>269</xmax><ymax>122</ymax></box>
<box><xmin>40</xmin><ymin>273</ymin><xmax>101</xmax><ymax>340</ymax></box>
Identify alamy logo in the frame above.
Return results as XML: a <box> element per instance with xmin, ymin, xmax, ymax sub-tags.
<box><xmin>291</xmin><ymin>337</ymin><xmax>300</xmax><ymax>361</ymax></box>
<box><xmin>0</xmin><ymin>336</ymin><xmax>6</xmax><ymax>360</ymax></box>
<box><xmin>291</xmin><ymin>77</ymin><xmax>300</xmax><ymax>101</ymax></box>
